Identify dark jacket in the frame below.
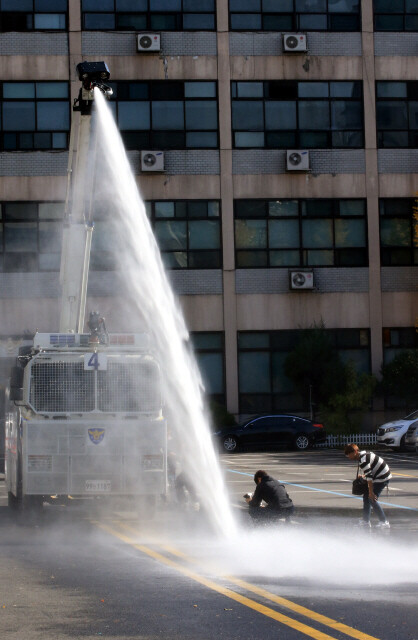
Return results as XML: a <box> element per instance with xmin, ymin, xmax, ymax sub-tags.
<box><xmin>249</xmin><ymin>475</ymin><xmax>293</xmax><ymax>512</ymax></box>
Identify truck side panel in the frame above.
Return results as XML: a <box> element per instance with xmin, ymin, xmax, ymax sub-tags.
<box><xmin>21</xmin><ymin>418</ymin><xmax>167</xmax><ymax>497</ymax></box>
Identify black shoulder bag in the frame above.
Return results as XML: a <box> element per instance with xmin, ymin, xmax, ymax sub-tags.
<box><xmin>352</xmin><ymin>463</ymin><xmax>368</xmax><ymax>495</ymax></box>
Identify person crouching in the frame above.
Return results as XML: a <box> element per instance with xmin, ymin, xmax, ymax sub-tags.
<box><xmin>245</xmin><ymin>469</ymin><xmax>294</xmax><ymax>523</ymax></box>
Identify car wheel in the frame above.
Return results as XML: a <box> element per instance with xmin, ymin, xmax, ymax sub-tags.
<box><xmin>398</xmin><ymin>435</ymin><xmax>406</xmax><ymax>451</ymax></box>
<box><xmin>223</xmin><ymin>436</ymin><xmax>238</xmax><ymax>453</ymax></box>
<box><xmin>295</xmin><ymin>434</ymin><xmax>310</xmax><ymax>450</ymax></box>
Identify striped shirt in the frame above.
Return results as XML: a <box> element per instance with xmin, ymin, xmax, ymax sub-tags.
<box><xmin>359</xmin><ymin>450</ymin><xmax>392</xmax><ymax>483</ymax></box>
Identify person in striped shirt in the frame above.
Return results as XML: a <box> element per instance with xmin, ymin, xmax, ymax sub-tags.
<box><xmin>345</xmin><ymin>443</ymin><xmax>392</xmax><ymax>529</ymax></box>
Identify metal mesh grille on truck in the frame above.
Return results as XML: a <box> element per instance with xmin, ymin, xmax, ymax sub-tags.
<box><xmin>97</xmin><ymin>362</ymin><xmax>161</xmax><ymax>413</ymax></box>
<box><xmin>30</xmin><ymin>362</ymin><xmax>95</xmax><ymax>413</ymax></box>
<box><xmin>29</xmin><ymin>359</ymin><xmax>161</xmax><ymax>414</ymax></box>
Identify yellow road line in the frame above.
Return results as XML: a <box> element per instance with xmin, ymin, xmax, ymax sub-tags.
<box><xmin>391</xmin><ymin>472</ymin><xmax>418</xmax><ymax>478</ymax></box>
<box><xmin>94</xmin><ymin>520</ymin><xmax>340</xmax><ymax>640</ymax></box>
<box><xmin>160</xmin><ymin>543</ymin><xmax>380</xmax><ymax>640</ymax></box>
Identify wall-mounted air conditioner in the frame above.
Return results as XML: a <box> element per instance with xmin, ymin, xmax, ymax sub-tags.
<box><xmin>283</xmin><ymin>33</ymin><xmax>307</xmax><ymax>52</ymax></box>
<box><xmin>141</xmin><ymin>151</ymin><xmax>164</xmax><ymax>172</ymax></box>
<box><xmin>289</xmin><ymin>270</ymin><xmax>314</xmax><ymax>290</ymax></box>
<box><xmin>286</xmin><ymin>150</ymin><xmax>310</xmax><ymax>171</ymax></box>
<box><xmin>137</xmin><ymin>32</ymin><xmax>161</xmax><ymax>52</ymax></box>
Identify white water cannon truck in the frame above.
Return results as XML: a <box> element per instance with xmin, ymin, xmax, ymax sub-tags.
<box><xmin>5</xmin><ymin>62</ymin><xmax>167</xmax><ymax>511</ymax></box>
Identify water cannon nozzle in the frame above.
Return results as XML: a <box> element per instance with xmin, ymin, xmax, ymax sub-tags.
<box><xmin>94</xmin><ymin>82</ymin><xmax>113</xmax><ymax>98</ymax></box>
<box><xmin>74</xmin><ymin>61</ymin><xmax>112</xmax><ymax>113</ymax></box>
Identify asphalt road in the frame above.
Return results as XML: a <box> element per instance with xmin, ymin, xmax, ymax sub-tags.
<box><xmin>0</xmin><ymin>449</ymin><xmax>417</xmax><ymax>640</ymax></box>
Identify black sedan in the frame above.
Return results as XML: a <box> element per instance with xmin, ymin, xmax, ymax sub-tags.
<box><xmin>214</xmin><ymin>414</ymin><xmax>326</xmax><ymax>453</ymax></box>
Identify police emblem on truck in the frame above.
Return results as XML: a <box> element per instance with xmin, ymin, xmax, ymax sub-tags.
<box><xmin>88</xmin><ymin>428</ymin><xmax>105</xmax><ymax>444</ymax></box>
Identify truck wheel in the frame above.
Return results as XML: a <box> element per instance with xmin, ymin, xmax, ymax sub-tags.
<box><xmin>8</xmin><ymin>491</ymin><xmax>19</xmax><ymax>510</ymax></box>
<box><xmin>8</xmin><ymin>454</ymin><xmax>24</xmax><ymax>511</ymax></box>
<box><xmin>23</xmin><ymin>496</ymin><xmax>44</xmax><ymax>511</ymax></box>
<box><xmin>136</xmin><ymin>495</ymin><xmax>156</xmax><ymax>519</ymax></box>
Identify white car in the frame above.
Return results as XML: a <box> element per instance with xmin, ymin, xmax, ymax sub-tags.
<box><xmin>404</xmin><ymin>421</ymin><xmax>418</xmax><ymax>452</ymax></box>
<box><xmin>376</xmin><ymin>410</ymin><xmax>418</xmax><ymax>451</ymax></box>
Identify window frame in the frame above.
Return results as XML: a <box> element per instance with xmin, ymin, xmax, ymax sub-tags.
<box><xmin>237</xmin><ymin>329</ymin><xmax>371</xmax><ymax>414</ymax></box>
<box><xmin>379</xmin><ymin>198</ymin><xmax>418</xmax><ymax>266</ymax></box>
<box><xmin>374</xmin><ymin>0</ymin><xmax>418</xmax><ymax>32</ymax></box>
<box><xmin>81</xmin><ymin>0</ymin><xmax>216</xmax><ymax>31</ymax></box>
<box><xmin>109</xmin><ymin>80</ymin><xmax>219</xmax><ymax>150</ymax></box>
<box><xmin>190</xmin><ymin>330</ymin><xmax>226</xmax><ymax>404</ymax></box>
<box><xmin>234</xmin><ymin>198</ymin><xmax>368</xmax><ymax>268</ymax></box>
<box><xmin>0</xmin><ymin>81</ymin><xmax>70</xmax><ymax>151</ymax></box>
<box><xmin>0</xmin><ymin>1</ymin><xmax>68</xmax><ymax>32</ymax></box>
<box><xmin>229</xmin><ymin>0</ymin><xmax>361</xmax><ymax>32</ymax></box>
<box><xmin>376</xmin><ymin>81</ymin><xmax>418</xmax><ymax>149</ymax></box>
<box><xmin>231</xmin><ymin>80</ymin><xmax>364</xmax><ymax>150</ymax></box>
<box><xmin>382</xmin><ymin>327</ymin><xmax>418</xmax><ymax>364</ymax></box>
<box><xmin>0</xmin><ymin>201</ymin><xmax>64</xmax><ymax>273</ymax></box>
<box><xmin>146</xmin><ymin>199</ymin><xmax>223</xmax><ymax>269</ymax></box>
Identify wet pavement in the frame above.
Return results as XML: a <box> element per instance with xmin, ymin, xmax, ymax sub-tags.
<box><xmin>0</xmin><ymin>449</ymin><xmax>417</xmax><ymax>640</ymax></box>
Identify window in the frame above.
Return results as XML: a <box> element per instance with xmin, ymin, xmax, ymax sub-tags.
<box><xmin>235</xmin><ymin>199</ymin><xmax>367</xmax><ymax>267</ymax></box>
<box><xmin>146</xmin><ymin>200</ymin><xmax>221</xmax><ymax>269</ymax></box>
<box><xmin>82</xmin><ymin>0</ymin><xmax>216</xmax><ymax>31</ymax></box>
<box><xmin>1</xmin><ymin>82</ymin><xmax>69</xmax><ymax>151</ymax></box>
<box><xmin>229</xmin><ymin>0</ymin><xmax>360</xmax><ymax>32</ymax></box>
<box><xmin>0</xmin><ymin>0</ymin><xmax>67</xmax><ymax>31</ymax></box>
<box><xmin>0</xmin><ymin>202</ymin><xmax>64</xmax><ymax>272</ymax></box>
<box><xmin>90</xmin><ymin>199</ymin><xmax>221</xmax><ymax>270</ymax></box>
<box><xmin>382</xmin><ymin>327</ymin><xmax>418</xmax><ymax>364</ymax></box>
<box><xmin>376</xmin><ymin>81</ymin><xmax>418</xmax><ymax>148</ymax></box>
<box><xmin>0</xmin><ymin>200</ymin><xmax>221</xmax><ymax>273</ymax></box>
<box><xmin>190</xmin><ymin>332</ymin><xmax>225</xmax><ymax>404</ymax></box>
<box><xmin>108</xmin><ymin>81</ymin><xmax>218</xmax><ymax>149</ymax></box>
<box><xmin>374</xmin><ymin>0</ymin><xmax>418</xmax><ymax>31</ymax></box>
<box><xmin>231</xmin><ymin>81</ymin><xmax>363</xmax><ymax>149</ymax></box>
<box><xmin>238</xmin><ymin>329</ymin><xmax>370</xmax><ymax>413</ymax></box>
<box><xmin>379</xmin><ymin>199</ymin><xmax>418</xmax><ymax>265</ymax></box>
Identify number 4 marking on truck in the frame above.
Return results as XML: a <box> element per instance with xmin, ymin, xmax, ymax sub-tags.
<box><xmin>84</xmin><ymin>353</ymin><xmax>107</xmax><ymax>371</ymax></box>
<box><xmin>88</xmin><ymin>353</ymin><xmax>99</xmax><ymax>370</ymax></box>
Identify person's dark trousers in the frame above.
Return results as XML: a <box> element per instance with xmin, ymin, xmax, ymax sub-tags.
<box><xmin>175</xmin><ymin>472</ymin><xmax>198</xmax><ymax>504</ymax></box>
<box><xmin>362</xmin><ymin>481</ymin><xmax>389</xmax><ymax>523</ymax></box>
<box><xmin>249</xmin><ymin>505</ymin><xmax>294</xmax><ymax>523</ymax></box>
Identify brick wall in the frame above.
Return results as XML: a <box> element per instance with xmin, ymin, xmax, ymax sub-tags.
<box><xmin>0</xmin><ymin>273</ymin><xmax>60</xmax><ymax>298</ymax></box>
<box><xmin>381</xmin><ymin>267</ymin><xmax>418</xmax><ymax>291</ymax></box>
<box><xmin>164</xmin><ymin>150</ymin><xmax>220</xmax><ymax>174</ymax></box>
<box><xmin>374</xmin><ymin>33</ymin><xmax>418</xmax><ymax>57</ymax></box>
<box><xmin>236</xmin><ymin>268</ymin><xmax>369</xmax><ymax>294</ymax></box>
<box><xmin>378</xmin><ymin>149</ymin><xmax>418</xmax><ymax>174</ymax></box>
<box><xmin>0</xmin><ymin>152</ymin><xmax>68</xmax><ymax>177</ymax></box>
<box><xmin>0</xmin><ymin>150</ymin><xmax>219</xmax><ymax>179</ymax></box>
<box><xmin>232</xmin><ymin>150</ymin><xmax>365</xmax><ymax>174</ymax></box>
<box><xmin>0</xmin><ymin>33</ymin><xmax>68</xmax><ymax>55</ymax></box>
<box><xmin>82</xmin><ymin>32</ymin><xmax>217</xmax><ymax>57</ymax></box>
<box><xmin>168</xmin><ymin>270</ymin><xmax>223</xmax><ymax>295</ymax></box>
<box><xmin>229</xmin><ymin>32</ymin><xmax>362</xmax><ymax>56</ymax></box>
<box><xmin>0</xmin><ymin>269</ymin><xmax>223</xmax><ymax>299</ymax></box>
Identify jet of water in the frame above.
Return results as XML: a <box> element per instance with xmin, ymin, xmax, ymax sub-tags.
<box><xmin>92</xmin><ymin>89</ymin><xmax>237</xmax><ymax>538</ymax></box>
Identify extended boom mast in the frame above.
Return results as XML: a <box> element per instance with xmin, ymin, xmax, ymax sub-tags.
<box><xmin>59</xmin><ymin>61</ymin><xmax>112</xmax><ymax>333</ymax></box>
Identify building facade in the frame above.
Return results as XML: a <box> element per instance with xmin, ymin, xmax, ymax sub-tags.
<box><xmin>0</xmin><ymin>0</ymin><xmax>417</xmax><ymax>419</ymax></box>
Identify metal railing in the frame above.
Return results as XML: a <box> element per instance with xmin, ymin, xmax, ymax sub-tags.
<box><xmin>315</xmin><ymin>433</ymin><xmax>378</xmax><ymax>448</ymax></box>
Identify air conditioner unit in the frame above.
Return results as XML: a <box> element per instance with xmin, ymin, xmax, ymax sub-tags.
<box><xmin>283</xmin><ymin>33</ymin><xmax>307</xmax><ymax>53</ymax></box>
<box><xmin>286</xmin><ymin>150</ymin><xmax>310</xmax><ymax>171</ymax></box>
<box><xmin>289</xmin><ymin>270</ymin><xmax>314</xmax><ymax>290</ymax></box>
<box><xmin>137</xmin><ymin>32</ymin><xmax>161</xmax><ymax>52</ymax></box>
<box><xmin>141</xmin><ymin>151</ymin><xmax>164</xmax><ymax>172</ymax></box>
